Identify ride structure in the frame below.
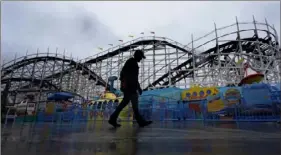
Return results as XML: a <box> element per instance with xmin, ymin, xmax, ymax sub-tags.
<box><xmin>1</xmin><ymin>17</ymin><xmax>280</xmax><ymax>122</ymax></box>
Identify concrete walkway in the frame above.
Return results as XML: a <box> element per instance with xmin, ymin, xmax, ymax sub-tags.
<box><xmin>2</xmin><ymin>121</ymin><xmax>281</xmax><ymax>155</ymax></box>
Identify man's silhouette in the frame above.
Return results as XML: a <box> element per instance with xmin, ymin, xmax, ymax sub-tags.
<box><xmin>108</xmin><ymin>50</ymin><xmax>152</xmax><ymax>127</ymax></box>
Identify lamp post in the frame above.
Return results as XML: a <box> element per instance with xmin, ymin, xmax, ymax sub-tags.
<box><xmin>97</xmin><ymin>47</ymin><xmax>103</xmax><ymax>51</ymax></box>
<box><xmin>128</xmin><ymin>35</ymin><xmax>134</xmax><ymax>56</ymax></box>
<box><xmin>140</xmin><ymin>32</ymin><xmax>144</xmax><ymax>39</ymax></box>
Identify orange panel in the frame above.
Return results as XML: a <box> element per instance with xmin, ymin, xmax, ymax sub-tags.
<box><xmin>189</xmin><ymin>103</ymin><xmax>201</xmax><ymax>112</ymax></box>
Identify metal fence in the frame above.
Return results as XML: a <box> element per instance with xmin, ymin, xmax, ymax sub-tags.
<box><xmin>4</xmin><ymin>92</ymin><xmax>280</xmax><ymax>125</ymax></box>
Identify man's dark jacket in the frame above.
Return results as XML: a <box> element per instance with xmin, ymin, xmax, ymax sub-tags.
<box><xmin>119</xmin><ymin>58</ymin><xmax>141</xmax><ymax>93</ymax></box>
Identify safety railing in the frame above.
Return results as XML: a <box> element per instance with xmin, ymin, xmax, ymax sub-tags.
<box><xmin>4</xmin><ymin>107</ymin><xmax>17</xmax><ymax>126</ymax></box>
<box><xmin>6</xmin><ymin>89</ymin><xmax>281</xmax><ymax>124</ymax></box>
<box><xmin>11</xmin><ymin>101</ymin><xmax>280</xmax><ymax>123</ymax></box>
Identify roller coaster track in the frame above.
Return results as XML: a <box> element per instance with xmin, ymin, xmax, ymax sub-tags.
<box><xmin>1</xmin><ymin>55</ymin><xmax>108</xmax><ymax>90</ymax></box>
<box><xmin>82</xmin><ymin>36</ymin><xmax>191</xmax><ymax>64</ymax></box>
<box><xmin>144</xmin><ymin>36</ymin><xmax>277</xmax><ymax>90</ymax></box>
<box><xmin>1</xmin><ymin>37</ymin><xmax>191</xmax><ymax>92</ymax></box>
<box><xmin>1</xmin><ymin>78</ymin><xmax>58</xmax><ymax>90</ymax></box>
<box><xmin>1</xmin><ymin>22</ymin><xmax>279</xmax><ymax>94</ymax></box>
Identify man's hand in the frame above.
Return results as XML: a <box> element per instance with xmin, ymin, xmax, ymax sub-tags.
<box><xmin>137</xmin><ymin>82</ymin><xmax>142</xmax><ymax>95</ymax></box>
<box><xmin>138</xmin><ymin>88</ymin><xmax>143</xmax><ymax>95</ymax></box>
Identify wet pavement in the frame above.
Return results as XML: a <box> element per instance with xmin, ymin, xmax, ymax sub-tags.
<box><xmin>1</xmin><ymin>121</ymin><xmax>281</xmax><ymax>155</ymax></box>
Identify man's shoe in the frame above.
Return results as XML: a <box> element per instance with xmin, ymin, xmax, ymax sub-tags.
<box><xmin>108</xmin><ymin>119</ymin><xmax>121</xmax><ymax>128</ymax></box>
<box><xmin>139</xmin><ymin>121</ymin><xmax>153</xmax><ymax>127</ymax></box>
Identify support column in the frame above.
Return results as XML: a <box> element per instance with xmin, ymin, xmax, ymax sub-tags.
<box><xmin>75</xmin><ymin>57</ymin><xmax>81</xmax><ymax>94</ymax></box>
<box><xmin>59</xmin><ymin>49</ymin><xmax>66</xmax><ymax>91</ymax></box>
<box><xmin>236</xmin><ymin>17</ymin><xmax>244</xmax><ymax>83</ymax></box>
<box><xmin>253</xmin><ymin>16</ymin><xmax>264</xmax><ymax>71</ymax></box>
<box><xmin>117</xmin><ymin>50</ymin><xmax>121</xmax><ymax>89</ymax></box>
<box><xmin>148</xmin><ymin>62</ymin><xmax>151</xmax><ymax>87</ymax></box>
<box><xmin>265</xmin><ymin>18</ymin><xmax>276</xmax><ymax>82</ymax></box>
<box><xmin>214</xmin><ymin>23</ymin><xmax>222</xmax><ymax>86</ymax></box>
<box><xmin>168</xmin><ymin>48</ymin><xmax>171</xmax><ymax>86</ymax></box>
<box><xmin>7</xmin><ymin>53</ymin><xmax>17</xmax><ymax>107</ymax></box>
<box><xmin>153</xmin><ymin>42</ymin><xmax>156</xmax><ymax>82</ymax></box>
<box><xmin>191</xmin><ymin>34</ymin><xmax>195</xmax><ymax>84</ymax></box>
<box><xmin>50</xmin><ymin>49</ymin><xmax>58</xmax><ymax>89</ymax></box>
<box><xmin>176</xmin><ymin>47</ymin><xmax>179</xmax><ymax>87</ymax></box>
<box><xmin>36</xmin><ymin>55</ymin><xmax>48</xmax><ymax>113</ymax></box>
<box><xmin>66</xmin><ymin>55</ymin><xmax>73</xmax><ymax>91</ymax></box>
<box><xmin>272</xmin><ymin>24</ymin><xmax>281</xmax><ymax>82</ymax></box>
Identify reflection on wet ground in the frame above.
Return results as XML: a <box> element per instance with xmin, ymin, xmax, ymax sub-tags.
<box><xmin>1</xmin><ymin>121</ymin><xmax>281</xmax><ymax>155</ymax></box>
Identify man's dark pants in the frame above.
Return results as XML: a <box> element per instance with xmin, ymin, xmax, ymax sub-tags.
<box><xmin>110</xmin><ymin>91</ymin><xmax>145</xmax><ymax>124</ymax></box>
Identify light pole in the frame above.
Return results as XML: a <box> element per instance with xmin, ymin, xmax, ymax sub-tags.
<box><xmin>140</xmin><ymin>32</ymin><xmax>144</xmax><ymax>39</ymax></box>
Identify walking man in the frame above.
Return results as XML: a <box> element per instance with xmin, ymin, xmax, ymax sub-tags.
<box><xmin>108</xmin><ymin>50</ymin><xmax>153</xmax><ymax>127</ymax></box>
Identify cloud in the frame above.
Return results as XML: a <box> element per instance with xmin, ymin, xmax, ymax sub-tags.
<box><xmin>78</xmin><ymin>1</ymin><xmax>280</xmax><ymax>42</ymax></box>
<box><xmin>1</xmin><ymin>1</ymin><xmax>280</xmax><ymax>63</ymax></box>
<box><xmin>1</xmin><ymin>1</ymin><xmax>120</xmax><ymax>62</ymax></box>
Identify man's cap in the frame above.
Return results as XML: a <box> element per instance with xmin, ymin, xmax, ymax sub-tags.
<box><xmin>134</xmin><ymin>50</ymin><xmax>146</xmax><ymax>59</ymax></box>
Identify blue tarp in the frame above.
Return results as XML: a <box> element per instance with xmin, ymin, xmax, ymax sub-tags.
<box><xmin>140</xmin><ymin>87</ymin><xmax>183</xmax><ymax>104</ymax></box>
<box><xmin>47</xmin><ymin>92</ymin><xmax>74</xmax><ymax>101</ymax></box>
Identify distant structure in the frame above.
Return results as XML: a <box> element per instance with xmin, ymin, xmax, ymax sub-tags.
<box><xmin>1</xmin><ymin>17</ymin><xmax>280</xmax><ymax>104</ymax></box>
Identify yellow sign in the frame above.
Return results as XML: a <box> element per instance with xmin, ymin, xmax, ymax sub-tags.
<box><xmin>45</xmin><ymin>102</ymin><xmax>55</xmax><ymax>114</ymax></box>
<box><xmin>207</xmin><ymin>94</ymin><xmax>225</xmax><ymax>112</ymax></box>
<box><xmin>181</xmin><ymin>86</ymin><xmax>219</xmax><ymax>101</ymax></box>
<box><xmin>224</xmin><ymin>88</ymin><xmax>241</xmax><ymax>106</ymax></box>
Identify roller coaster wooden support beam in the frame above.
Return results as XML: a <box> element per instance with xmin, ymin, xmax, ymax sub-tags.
<box><xmin>235</xmin><ymin>17</ymin><xmax>244</xmax><ymax>81</ymax></box>
<box><xmin>214</xmin><ymin>23</ymin><xmax>222</xmax><ymax>85</ymax></box>
<box><xmin>2</xmin><ymin>20</ymin><xmax>280</xmax><ymax>96</ymax></box>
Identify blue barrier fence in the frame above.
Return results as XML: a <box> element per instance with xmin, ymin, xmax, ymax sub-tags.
<box><xmin>6</xmin><ymin>89</ymin><xmax>281</xmax><ymax>124</ymax></box>
<box><xmin>10</xmin><ymin>102</ymin><xmax>280</xmax><ymax>124</ymax></box>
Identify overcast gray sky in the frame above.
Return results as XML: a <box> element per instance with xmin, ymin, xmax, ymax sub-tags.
<box><xmin>1</xmin><ymin>1</ymin><xmax>280</xmax><ymax>63</ymax></box>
